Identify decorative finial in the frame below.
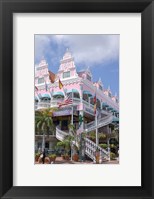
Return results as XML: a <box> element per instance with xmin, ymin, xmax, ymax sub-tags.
<box><xmin>98</xmin><ymin>77</ymin><xmax>101</xmax><ymax>83</ymax></box>
<box><xmin>87</xmin><ymin>66</ymin><xmax>90</xmax><ymax>71</ymax></box>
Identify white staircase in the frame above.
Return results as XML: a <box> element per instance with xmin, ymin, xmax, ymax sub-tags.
<box><xmin>56</xmin><ymin>125</ymin><xmax>69</xmax><ymax>141</ymax></box>
<box><xmin>85</xmin><ymin>114</ymin><xmax>113</xmax><ymax>133</ymax></box>
<box><xmin>84</xmin><ymin>137</ymin><xmax>109</xmax><ymax>162</ymax></box>
<box><xmin>55</xmin><ymin>114</ymin><xmax>112</xmax><ymax>162</ymax></box>
<box><xmin>56</xmin><ymin>114</ymin><xmax>113</xmax><ymax>142</ymax></box>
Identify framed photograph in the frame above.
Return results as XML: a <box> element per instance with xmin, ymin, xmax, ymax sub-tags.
<box><xmin>0</xmin><ymin>0</ymin><xmax>153</xmax><ymax>198</ymax></box>
<box><xmin>34</xmin><ymin>34</ymin><xmax>120</xmax><ymax>166</ymax></box>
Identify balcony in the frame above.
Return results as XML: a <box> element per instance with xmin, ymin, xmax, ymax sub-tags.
<box><xmin>35</xmin><ymin>98</ymin><xmax>118</xmax><ymax>118</ymax></box>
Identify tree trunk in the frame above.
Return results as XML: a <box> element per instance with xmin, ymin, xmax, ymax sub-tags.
<box><xmin>42</xmin><ymin>133</ymin><xmax>45</xmax><ymax>151</ymax></box>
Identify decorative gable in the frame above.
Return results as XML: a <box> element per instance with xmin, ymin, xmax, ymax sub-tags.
<box><xmin>35</xmin><ymin>57</ymin><xmax>49</xmax><ymax>84</ymax></box>
<box><xmin>57</xmin><ymin>48</ymin><xmax>78</xmax><ymax>79</ymax></box>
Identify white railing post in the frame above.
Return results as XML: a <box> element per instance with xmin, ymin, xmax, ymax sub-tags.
<box><xmin>84</xmin><ymin>137</ymin><xmax>109</xmax><ymax>162</ymax></box>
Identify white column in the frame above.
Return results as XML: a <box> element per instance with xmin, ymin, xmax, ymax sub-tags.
<box><xmin>49</xmin><ymin>141</ymin><xmax>53</xmax><ymax>149</ymax></box>
<box><xmin>96</xmin><ymin>110</ymin><xmax>99</xmax><ymax>146</ymax></box>
<box><xmin>42</xmin><ymin>133</ymin><xmax>45</xmax><ymax>151</ymax></box>
<box><xmin>107</xmin><ymin>138</ymin><xmax>110</xmax><ymax>161</ymax></box>
<box><xmin>88</xmin><ymin>97</ymin><xmax>90</xmax><ymax>107</ymax></box>
<box><xmin>71</xmin><ymin>91</ymin><xmax>74</xmax><ymax>125</ymax></box>
<box><xmin>79</xmin><ymin>110</ymin><xmax>84</xmax><ymax>131</ymax></box>
<box><xmin>71</xmin><ymin>106</ymin><xmax>74</xmax><ymax>125</ymax></box>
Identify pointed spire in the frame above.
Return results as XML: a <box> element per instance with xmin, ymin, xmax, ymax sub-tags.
<box><xmin>86</xmin><ymin>66</ymin><xmax>92</xmax><ymax>74</ymax></box>
<box><xmin>98</xmin><ymin>77</ymin><xmax>101</xmax><ymax>83</ymax></box>
<box><xmin>62</xmin><ymin>48</ymin><xmax>72</xmax><ymax>61</ymax></box>
<box><xmin>86</xmin><ymin>66</ymin><xmax>90</xmax><ymax>71</ymax></box>
<box><xmin>39</xmin><ymin>56</ymin><xmax>47</xmax><ymax>67</ymax></box>
<box><xmin>108</xmin><ymin>85</ymin><xmax>110</xmax><ymax>91</ymax></box>
<box><xmin>41</xmin><ymin>55</ymin><xmax>45</xmax><ymax>60</ymax></box>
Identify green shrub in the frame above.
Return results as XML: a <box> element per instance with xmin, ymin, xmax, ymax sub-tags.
<box><xmin>49</xmin><ymin>154</ymin><xmax>56</xmax><ymax>159</ymax></box>
<box><xmin>99</xmin><ymin>133</ymin><xmax>107</xmax><ymax>139</ymax></box>
<box><xmin>89</xmin><ymin>131</ymin><xmax>96</xmax><ymax>139</ymax></box>
<box><xmin>57</xmin><ymin>141</ymin><xmax>64</xmax><ymax>147</ymax></box>
<box><xmin>110</xmin><ymin>144</ymin><xmax>116</xmax><ymax>149</ymax></box>
<box><xmin>99</xmin><ymin>144</ymin><xmax>107</xmax><ymax>149</ymax></box>
<box><xmin>110</xmin><ymin>152</ymin><xmax>116</xmax><ymax>160</ymax></box>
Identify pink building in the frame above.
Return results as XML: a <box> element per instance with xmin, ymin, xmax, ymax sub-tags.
<box><xmin>35</xmin><ymin>49</ymin><xmax>119</xmax><ymax>157</ymax></box>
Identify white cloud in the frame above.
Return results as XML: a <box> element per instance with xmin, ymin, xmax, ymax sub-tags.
<box><xmin>35</xmin><ymin>35</ymin><xmax>52</xmax><ymax>62</ymax></box>
<box><xmin>62</xmin><ymin>35</ymin><xmax>119</xmax><ymax>66</ymax></box>
<box><xmin>35</xmin><ymin>34</ymin><xmax>119</xmax><ymax>68</ymax></box>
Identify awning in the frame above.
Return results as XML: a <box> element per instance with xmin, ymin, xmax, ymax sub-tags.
<box><xmin>102</xmin><ymin>102</ymin><xmax>109</xmax><ymax>107</ymax></box>
<box><xmin>83</xmin><ymin>90</ymin><xmax>93</xmax><ymax>96</ymax></box>
<box><xmin>67</xmin><ymin>89</ymin><xmax>79</xmax><ymax>93</ymax></box>
<box><xmin>107</xmin><ymin>106</ymin><xmax>113</xmax><ymax>110</ymax></box>
<box><xmin>35</xmin><ymin>96</ymin><xmax>38</xmax><ymax>101</ymax></box>
<box><xmin>52</xmin><ymin>91</ymin><xmax>64</xmax><ymax>96</ymax></box>
<box><xmin>41</xmin><ymin>93</ymin><xmax>51</xmax><ymax>99</ymax></box>
<box><xmin>112</xmin><ymin>117</ymin><xmax>119</xmax><ymax>123</ymax></box>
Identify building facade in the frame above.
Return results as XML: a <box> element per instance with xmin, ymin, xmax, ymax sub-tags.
<box><xmin>35</xmin><ymin>49</ymin><xmax>119</xmax><ymax>155</ymax></box>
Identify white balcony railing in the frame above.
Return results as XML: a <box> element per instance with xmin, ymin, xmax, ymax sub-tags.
<box><xmin>35</xmin><ymin>98</ymin><xmax>118</xmax><ymax>118</ymax></box>
<box><xmin>84</xmin><ymin>137</ymin><xmax>109</xmax><ymax>162</ymax></box>
<box><xmin>56</xmin><ymin>125</ymin><xmax>69</xmax><ymax>141</ymax></box>
<box><xmin>85</xmin><ymin>114</ymin><xmax>113</xmax><ymax>132</ymax></box>
<box><xmin>37</xmin><ymin>102</ymin><xmax>51</xmax><ymax>109</ymax></box>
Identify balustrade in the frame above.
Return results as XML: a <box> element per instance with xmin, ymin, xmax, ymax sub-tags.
<box><xmin>85</xmin><ymin>114</ymin><xmax>113</xmax><ymax>133</ymax></box>
<box><xmin>84</xmin><ymin>137</ymin><xmax>109</xmax><ymax>162</ymax></box>
<box><xmin>35</xmin><ymin>98</ymin><xmax>118</xmax><ymax>119</ymax></box>
<box><xmin>56</xmin><ymin>125</ymin><xmax>69</xmax><ymax>141</ymax></box>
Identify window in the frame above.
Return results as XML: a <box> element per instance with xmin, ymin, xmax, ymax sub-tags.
<box><xmin>38</xmin><ymin>77</ymin><xmax>44</xmax><ymax>84</ymax></box>
<box><xmin>87</xmin><ymin>74</ymin><xmax>91</xmax><ymax>81</ymax></box>
<box><xmin>108</xmin><ymin>92</ymin><xmax>112</xmax><ymax>97</ymax></box>
<box><xmin>99</xmin><ymin>85</ymin><xmax>103</xmax><ymax>90</ymax></box>
<box><xmin>63</xmin><ymin>71</ymin><xmax>70</xmax><ymax>78</ymax></box>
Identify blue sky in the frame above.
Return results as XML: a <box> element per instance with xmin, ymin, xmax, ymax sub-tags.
<box><xmin>35</xmin><ymin>35</ymin><xmax>119</xmax><ymax>96</ymax></box>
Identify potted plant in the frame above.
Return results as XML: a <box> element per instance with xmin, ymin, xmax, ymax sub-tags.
<box><xmin>110</xmin><ymin>152</ymin><xmax>116</xmax><ymax>160</ymax></box>
<box><xmin>72</xmin><ymin>153</ymin><xmax>79</xmax><ymax>162</ymax></box>
<box><xmin>64</xmin><ymin>153</ymin><xmax>70</xmax><ymax>160</ymax></box>
<box><xmin>44</xmin><ymin>156</ymin><xmax>50</xmax><ymax>164</ymax></box>
<box><xmin>61</xmin><ymin>154</ymin><xmax>65</xmax><ymax>160</ymax></box>
<box><xmin>49</xmin><ymin>154</ymin><xmax>57</xmax><ymax>163</ymax></box>
<box><xmin>35</xmin><ymin>152</ymin><xmax>40</xmax><ymax>162</ymax></box>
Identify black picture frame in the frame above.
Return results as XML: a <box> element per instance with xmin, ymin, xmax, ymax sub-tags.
<box><xmin>0</xmin><ymin>0</ymin><xmax>154</xmax><ymax>198</ymax></box>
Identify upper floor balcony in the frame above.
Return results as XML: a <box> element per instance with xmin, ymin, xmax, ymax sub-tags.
<box><xmin>35</xmin><ymin>97</ymin><xmax>119</xmax><ymax>118</ymax></box>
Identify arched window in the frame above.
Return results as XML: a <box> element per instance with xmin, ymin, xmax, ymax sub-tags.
<box><xmin>97</xmin><ymin>99</ymin><xmax>101</xmax><ymax>109</ymax></box>
<box><xmin>52</xmin><ymin>91</ymin><xmax>64</xmax><ymax>100</ymax></box>
<box><xmin>82</xmin><ymin>90</ymin><xmax>92</xmax><ymax>102</ymax></box>
<box><xmin>63</xmin><ymin>71</ymin><xmax>70</xmax><ymax>78</ymax></box>
<box><xmin>67</xmin><ymin>89</ymin><xmax>80</xmax><ymax>99</ymax></box>
<box><xmin>40</xmin><ymin>93</ymin><xmax>51</xmax><ymax>102</ymax></box>
<box><xmin>38</xmin><ymin>77</ymin><xmax>44</xmax><ymax>84</ymax></box>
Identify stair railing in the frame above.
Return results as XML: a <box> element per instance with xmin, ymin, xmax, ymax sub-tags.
<box><xmin>84</xmin><ymin>137</ymin><xmax>109</xmax><ymax>162</ymax></box>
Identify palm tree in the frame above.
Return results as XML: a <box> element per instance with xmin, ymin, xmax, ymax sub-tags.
<box><xmin>68</xmin><ymin>123</ymin><xmax>81</xmax><ymax>160</ymax></box>
<box><xmin>35</xmin><ymin>108</ymin><xmax>57</xmax><ymax>150</ymax></box>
